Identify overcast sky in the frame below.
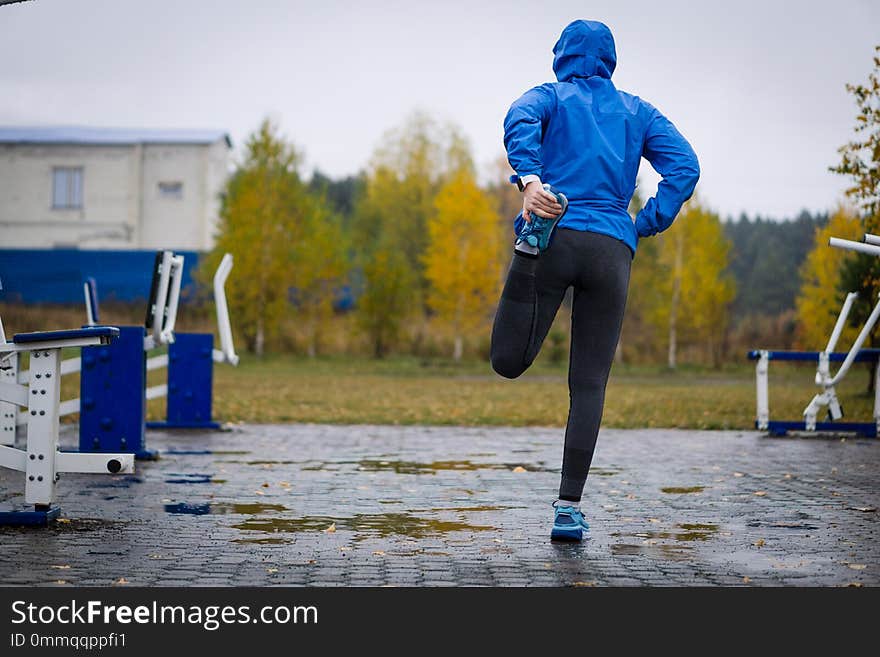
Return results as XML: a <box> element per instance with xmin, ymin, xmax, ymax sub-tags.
<box><xmin>1</xmin><ymin>0</ymin><xmax>878</xmax><ymax>219</ymax></box>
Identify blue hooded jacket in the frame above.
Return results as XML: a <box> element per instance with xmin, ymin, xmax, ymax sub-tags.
<box><xmin>504</xmin><ymin>20</ymin><xmax>700</xmax><ymax>256</ymax></box>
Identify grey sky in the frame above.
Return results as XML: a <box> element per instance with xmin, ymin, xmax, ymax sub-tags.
<box><xmin>1</xmin><ymin>0</ymin><xmax>878</xmax><ymax>219</ymax></box>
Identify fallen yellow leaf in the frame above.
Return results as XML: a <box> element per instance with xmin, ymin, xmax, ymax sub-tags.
<box><xmin>754</xmin><ymin>539</ymin><xmax>765</xmax><ymax>547</ymax></box>
<box><xmin>733</xmin><ymin>472</ymin><xmax>744</xmax><ymax>478</ymax></box>
<box><xmin>571</xmin><ymin>581</ymin><xmax>596</xmax><ymax>587</ymax></box>
<box><xmin>743</xmin><ymin>576</ymin><xmax>751</xmax><ymax>584</ymax></box>
<box><xmin>50</xmin><ymin>565</ymin><xmax>70</xmax><ymax>570</ymax></box>
<box><xmin>324</xmin><ymin>523</ymin><xmax>336</xmax><ymax>533</ymax></box>
<box><xmin>512</xmin><ymin>466</ymin><xmax>527</xmax><ymax>473</ymax></box>
<box><xmin>114</xmin><ymin>577</ymin><xmax>129</xmax><ymax>586</ymax></box>
<box><xmin>372</xmin><ymin>551</ymin><xmax>385</xmax><ymax>556</ymax></box>
<box><xmin>753</xmin><ymin>491</ymin><xmax>767</xmax><ymax>497</ymax></box>
<box><xmin>847</xmin><ymin>563</ymin><xmax>867</xmax><ymax>570</ymax></box>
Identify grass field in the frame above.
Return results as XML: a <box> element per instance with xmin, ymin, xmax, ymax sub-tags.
<box><xmin>109</xmin><ymin>354</ymin><xmax>879</xmax><ymax>430</ymax></box>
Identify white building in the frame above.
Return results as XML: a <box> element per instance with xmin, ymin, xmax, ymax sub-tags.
<box><xmin>0</xmin><ymin>126</ymin><xmax>231</xmax><ymax>251</ymax></box>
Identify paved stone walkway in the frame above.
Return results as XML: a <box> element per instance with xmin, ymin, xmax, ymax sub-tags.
<box><xmin>0</xmin><ymin>425</ymin><xmax>877</xmax><ymax>586</ymax></box>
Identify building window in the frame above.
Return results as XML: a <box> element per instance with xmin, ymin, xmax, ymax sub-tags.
<box><xmin>158</xmin><ymin>181</ymin><xmax>183</xmax><ymax>199</ymax></box>
<box><xmin>52</xmin><ymin>167</ymin><xmax>83</xmax><ymax>209</ymax></box>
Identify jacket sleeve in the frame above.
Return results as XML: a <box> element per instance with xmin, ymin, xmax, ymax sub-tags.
<box><xmin>634</xmin><ymin>104</ymin><xmax>700</xmax><ymax>238</ymax></box>
<box><xmin>503</xmin><ymin>85</ymin><xmax>555</xmax><ymax>180</ymax></box>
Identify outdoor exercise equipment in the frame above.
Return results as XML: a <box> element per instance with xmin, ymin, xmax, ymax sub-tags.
<box><xmin>1</xmin><ymin>251</ymin><xmax>238</xmax><ymax>459</ymax></box>
<box><xmin>0</xmin><ymin>305</ymin><xmax>134</xmax><ymax>526</ymax></box>
<box><xmin>749</xmin><ymin>232</ymin><xmax>880</xmax><ymax>437</ymax></box>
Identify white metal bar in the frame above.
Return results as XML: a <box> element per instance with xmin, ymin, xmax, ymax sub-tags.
<box><xmin>864</xmin><ymin>233</ymin><xmax>880</xmax><ymax>246</ymax></box>
<box><xmin>0</xmin><ymin>444</ymin><xmax>26</xmax><ymax>471</ymax></box>
<box><xmin>146</xmin><ymin>353</ymin><xmax>169</xmax><ymax>371</ymax></box>
<box><xmin>84</xmin><ymin>281</ymin><xmax>96</xmax><ymax>326</ymax></box>
<box><xmin>60</xmin><ymin>357</ymin><xmax>81</xmax><ymax>376</ymax></box>
<box><xmin>0</xmin><ymin>380</ymin><xmax>28</xmax><ymax>407</ymax></box>
<box><xmin>151</xmin><ymin>251</ymin><xmax>172</xmax><ymax>344</ymax></box>
<box><xmin>160</xmin><ymin>254</ymin><xmax>184</xmax><ymax>344</ymax></box>
<box><xmin>825</xmin><ymin>292</ymin><xmax>858</xmax><ymax>353</ymax></box>
<box><xmin>829</xmin><ymin>237</ymin><xmax>880</xmax><ymax>257</ymax></box>
<box><xmin>0</xmin><ymin>336</ymin><xmax>109</xmax><ymax>353</ymax></box>
<box><xmin>146</xmin><ymin>383</ymin><xmax>168</xmax><ymax>400</ymax></box>
<box><xmin>0</xmin><ymin>355</ymin><xmax>18</xmax><ymax>445</ymax></box>
<box><xmin>213</xmin><ymin>253</ymin><xmax>239</xmax><ymax>366</ymax></box>
<box><xmin>58</xmin><ymin>398</ymin><xmax>80</xmax><ymax>417</ymax></box>
<box><xmin>828</xmin><ymin>294</ymin><xmax>880</xmax><ymax>387</ymax></box>
<box><xmin>756</xmin><ymin>350</ymin><xmax>769</xmax><ymax>430</ymax></box>
<box><xmin>24</xmin><ymin>348</ymin><xmax>61</xmax><ymax>505</ymax></box>
<box><xmin>56</xmin><ymin>451</ymin><xmax>134</xmax><ymax>475</ymax></box>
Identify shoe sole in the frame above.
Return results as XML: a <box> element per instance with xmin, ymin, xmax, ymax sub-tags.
<box><xmin>550</xmin><ymin>525</ymin><xmax>586</xmax><ymax>542</ymax></box>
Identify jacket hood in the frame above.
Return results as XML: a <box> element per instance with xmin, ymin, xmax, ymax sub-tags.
<box><xmin>552</xmin><ymin>20</ymin><xmax>617</xmax><ymax>82</ymax></box>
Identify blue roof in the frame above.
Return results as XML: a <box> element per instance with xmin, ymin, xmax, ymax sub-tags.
<box><xmin>0</xmin><ymin>126</ymin><xmax>231</xmax><ymax>147</ymax></box>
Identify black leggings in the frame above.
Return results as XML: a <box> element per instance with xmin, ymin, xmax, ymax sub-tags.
<box><xmin>490</xmin><ymin>228</ymin><xmax>632</xmax><ymax>501</ymax></box>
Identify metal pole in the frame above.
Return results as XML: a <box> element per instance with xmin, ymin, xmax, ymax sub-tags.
<box><xmin>829</xmin><ymin>293</ymin><xmax>880</xmax><ymax>387</ymax></box>
<box><xmin>213</xmin><ymin>253</ymin><xmax>239</xmax><ymax>366</ymax></box>
<box><xmin>825</xmin><ymin>292</ymin><xmax>858</xmax><ymax>353</ymax></box>
<box><xmin>829</xmin><ymin>237</ymin><xmax>880</xmax><ymax>257</ymax></box>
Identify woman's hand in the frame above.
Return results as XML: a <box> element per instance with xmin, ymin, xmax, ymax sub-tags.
<box><xmin>523</xmin><ymin>181</ymin><xmax>563</xmax><ymax>222</ymax></box>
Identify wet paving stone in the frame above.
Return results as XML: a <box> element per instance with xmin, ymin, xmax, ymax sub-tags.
<box><xmin>0</xmin><ymin>425</ymin><xmax>878</xmax><ymax>586</ymax></box>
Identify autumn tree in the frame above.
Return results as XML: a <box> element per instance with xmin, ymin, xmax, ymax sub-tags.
<box><xmin>424</xmin><ymin>170</ymin><xmax>502</xmax><ymax>360</ymax></box>
<box><xmin>794</xmin><ymin>207</ymin><xmax>863</xmax><ymax>350</ymax></box>
<box><xmin>642</xmin><ymin>201</ymin><xmax>735</xmax><ymax>367</ymax></box>
<box><xmin>353</xmin><ymin>112</ymin><xmax>478</xmax><ymax>357</ymax></box>
<box><xmin>292</xmin><ymin>201</ymin><xmax>348</xmax><ymax>357</ymax></box>
<box><xmin>829</xmin><ymin>46</ymin><xmax>880</xmax><ymax>349</ymax></box>
<box><xmin>201</xmin><ymin>118</ymin><xmax>343</xmax><ymax>356</ymax></box>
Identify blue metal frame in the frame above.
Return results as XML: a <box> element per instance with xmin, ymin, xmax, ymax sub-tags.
<box><xmin>146</xmin><ymin>332</ymin><xmax>220</xmax><ymax>429</ymax></box>
<box><xmin>748</xmin><ymin>349</ymin><xmax>880</xmax><ymax>438</ymax></box>
<box><xmin>0</xmin><ymin>505</ymin><xmax>61</xmax><ymax>526</ymax></box>
<box><xmin>762</xmin><ymin>420</ymin><xmax>877</xmax><ymax>438</ymax></box>
<box><xmin>747</xmin><ymin>349</ymin><xmax>880</xmax><ymax>362</ymax></box>
<box><xmin>78</xmin><ymin>326</ymin><xmax>158</xmax><ymax>460</ymax></box>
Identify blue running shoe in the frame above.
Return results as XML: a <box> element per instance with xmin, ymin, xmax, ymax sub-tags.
<box><xmin>551</xmin><ymin>501</ymin><xmax>590</xmax><ymax>542</ymax></box>
<box><xmin>516</xmin><ymin>184</ymin><xmax>568</xmax><ymax>252</ymax></box>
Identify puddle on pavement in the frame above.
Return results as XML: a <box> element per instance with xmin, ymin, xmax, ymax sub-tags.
<box><xmin>232</xmin><ymin>537</ymin><xmax>292</xmax><ymax>545</ymax></box>
<box><xmin>425</xmin><ymin>505</ymin><xmax>521</xmax><ymax>512</ymax></box>
<box><xmin>352</xmin><ymin>459</ymin><xmax>554</xmax><ymax>474</ymax></box>
<box><xmin>612</xmin><ymin>544</ymin><xmax>693</xmax><ymax>561</ymax></box>
<box><xmin>590</xmin><ymin>468</ymin><xmax>622</xmax><ymax>477</ymax></box>
<box><xmin>164</xmin><ymin>474</ymin><xmax>224</xmax><ymax>485</ymax></box>
<box><xmin>661</xmin><ymin>486</ymin><xmax>706</xmax><ymax>494</ymax></box>
<box><xmin>293</xmin><ymin>459</ymin><xmax>553</xmax><ymax>473</ymax></box>
<box><xmin>747</xmin><ymin>521</ymin><xmax>819</xmax><ymax>530</ymax></box>
<box><xmin>164</xmin><ymin>450</ymin><xmax>251</xmax><ymax>456</ymax></box>
<box><xmin>612</xmin><ymin>523</ymin><xmax>719</xmax><ymax>543</ymax></box>
<box><xmin>84</xmin><ymin>477</ymin><xmax>144</xmax><ymax>489</ymax></box>
<box><xmin>164</xmin><ymin>502</ymin><xmax>288</xmax><ymax>516</ymax></box>
<box><xmin>231</xmin><ymin>512</ymin><xmax>495</xmax><ymax>541</ymax></box>
<box><xmin>0</xmin><ymin>518</ymin><xmax>130</xmax><ymax>533</ymax></box>
<box><xmin>223</xmin><ymin>460</ymin><xmax>300</xmax><ymax>466</ymax></box>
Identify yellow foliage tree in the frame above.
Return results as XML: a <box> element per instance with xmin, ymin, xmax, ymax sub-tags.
<box><xmin>292</xmin><ymin>202</ymin><xmax>348</xmax><ymax>357</ymax></box>
<box><xmin>424</xmin><ymin>171</ymin><xmax>502</xmax><ymax>359</ymax></box>
<box><xmin>643</xmin><ymin>201</ymin><xmax>735</xmax><ymax>367</ymax></box>
<box><xmin>794</xmin><ymin>207</ymin><xmax>863</xmax><ymax>349</ymax></box>
<box><xmin>201</xmin><ymin>118</ymin><xmax>344</xmax><ymax>356</ymax></box>
<box><xmin>353</xmin><ymin>112</ymin><xmax>481</xmax><ymax>357</ymax></box>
